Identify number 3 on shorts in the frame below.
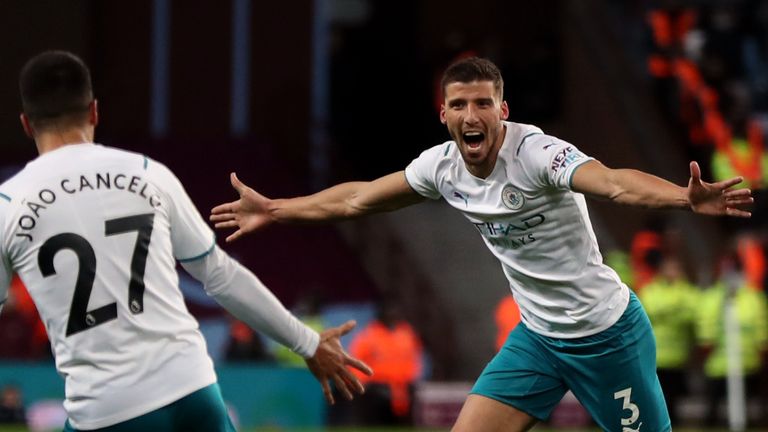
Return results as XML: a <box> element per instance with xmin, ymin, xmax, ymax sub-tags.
<box><xmin>614</xmin><ymin>387</ymin><xmax>642</xmax><ymax>431</ymax></box>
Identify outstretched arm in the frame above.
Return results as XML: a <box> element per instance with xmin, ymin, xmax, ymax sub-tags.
<box><xmin>571</xmin><ymin>160</ymin><xmax>753</xmax><ymax>217</ymax></box>
<box><xmin>181</xmin><ymin>246</ymin><xmax>372</xmax><ymax>403</ymax></box>
<box><xmin>210</xmin><ymin>171</ymin><xmax>425</xmax><ymax>242</ymax></box>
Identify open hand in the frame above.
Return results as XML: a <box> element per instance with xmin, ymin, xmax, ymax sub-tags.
<box><xmin>210</xmin><ymin>173</ymin><xmax>272</xmax><ymax>242</ymax></box>
<box><xmin>687</xmin><ymin>161</ymin><xmax>753</xmax><ymax>217</ymax></box>
<box><xmin>305</xmin><ymin>320</ymin><xmax>373</xmax><ymax>404</ymax></box>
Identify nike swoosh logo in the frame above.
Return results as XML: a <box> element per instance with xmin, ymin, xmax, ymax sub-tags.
<box><xmin>543</xmin><ymin>143</ymin><xmax>556</xmax><ymax>150</ymax></box>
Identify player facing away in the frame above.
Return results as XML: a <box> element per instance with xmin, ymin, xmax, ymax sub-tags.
<box><xmin>211</xmin><ymin>57</ymin><xmax>754</xmax><ymax>432</ymax></box>
<box><xmin>0</xmin><ymin>51</ymin><xmax>372</xmax><ymax>432</ymax></box>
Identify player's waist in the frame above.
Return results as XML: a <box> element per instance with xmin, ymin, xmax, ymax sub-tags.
<box><xmin>63</xmin><ymin>342</ymin><xmax>216</xmax><ymax>429</ymax></box>
<box><xmin>514</xmin><ymin>283</ymin><xmax>630</xmax><ymax>339</ymax></box>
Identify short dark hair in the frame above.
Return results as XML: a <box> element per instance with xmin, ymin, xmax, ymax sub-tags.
<box><xmin>19</xmin><ymin>51</ymin><xmax>93</xmax><ymax>129</ymax></box>
<box><xmin>440</xmin><ymin>57</ymin><xmax>504</xmax><ymax>99</ymax></box>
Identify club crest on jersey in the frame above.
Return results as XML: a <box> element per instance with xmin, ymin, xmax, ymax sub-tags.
<box><xmin>501</xmin><ymin>186</ymin><xmax>525</xmax><ymax>210</ymax></box>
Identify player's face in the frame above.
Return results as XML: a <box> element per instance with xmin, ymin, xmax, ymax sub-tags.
<box><xmin>441</xmin><ymin>80</ymin><xmax>509</xmax><ymax>178</ymax></box>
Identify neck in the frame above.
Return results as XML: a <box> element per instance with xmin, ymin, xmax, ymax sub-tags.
<box><xmin>35</xmin><ymin>125</ymin><xmax>94</xmax><ymax>155</ymax></box>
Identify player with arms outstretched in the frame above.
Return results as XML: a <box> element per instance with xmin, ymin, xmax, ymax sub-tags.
<box><xmin>211</xmin><ymin>57</ymin><xmax>753</xmax><ymax>431</ymax></box>
<box><xmin>0</xmin><ymin>51</ymin><xmax>371</xmax><ymax>432</ymax></box>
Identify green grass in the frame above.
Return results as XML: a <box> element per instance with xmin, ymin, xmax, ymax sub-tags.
<box><xmin>0</xmin><ymin>426</ymin><xmax>763</xmax><ymax>432</ymax></box>
<box><xmin>242</xmin><ymin>428</ymin><xmax>764</xmax><ymax>432</ymax></box>
<box><xmin>0</xmin><ymin>426</ymin><xmax>766</xmax><ymax>432</ymax></box>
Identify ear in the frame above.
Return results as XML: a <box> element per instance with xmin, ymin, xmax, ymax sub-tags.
<box><xmin>500</xmin><ymin>100</ymin><xmax>509</xmax><ymax>120</ymax></box>
<box><xmin>440</xmin><ymin>104</ymin><xmax>447</xmax><ymax>124</ymax></box>
<box><xmin>19</xmin><ymin>113</ymin><xmax>34</xmax><ymax>138</ymax></box>
<box><xmin>89</xmin><ymin>99</ymin><xmax>99</xmax><ymax>126</ymax></box>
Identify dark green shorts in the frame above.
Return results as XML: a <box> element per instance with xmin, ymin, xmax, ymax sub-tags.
<box><xmin>472</xmin><ymin>292</ymin><xmax>670</xmax><ymax>431</ymax></box>
<box><xmin>63</xmin><ymin>383</ymin><xmax>236</xmax><ymax>432</ymax></box>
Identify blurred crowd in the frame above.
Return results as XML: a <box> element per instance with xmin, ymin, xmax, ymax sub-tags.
<box><xmin>645</xmin><ymin>0</ymin><xmax>768</xmax><ymax>223</ymax></box>
<box><xmin>637</xmin><ymin>3</ymin><xmax>768</xmax><ymax>426</ymax></box>
<box><xmin>616</xmin><ymin>223</ymin><xmax>767</xmax><ymax>428</ymax></box>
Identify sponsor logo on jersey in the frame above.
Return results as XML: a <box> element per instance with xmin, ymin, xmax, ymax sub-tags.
<box><xmin>551</xmin><ymin>146</ymin><xmax>584</xmax><ymax>173</ymax></box>
<box><xmin>453</xmin><ymin>191</ymin><xmax>468</xmax><ymax>207</ymax></box>
<box><xmin>471</xmin><ymin>214</ymin><xmax>546</xmax><ymax>250</ymax></box>
<box><xmin>501</xmin><ymin>186</ymin><xmax>525</xmax><ymax>210</ymax></box>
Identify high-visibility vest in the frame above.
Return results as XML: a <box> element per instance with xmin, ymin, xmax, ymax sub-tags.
<box><xmin>630</xmin><ymin>230</ymin><xmax>663</xmax><ymax>290</ymax></box>
<box><xmin>350</xmin><ymin>320</ymin><xmax>423</xmax><ymax>416</ymax></box>
<box><xmin>495</xmin><ymin>295</ymin><xmax>521</xmax><ymax>351</ymax></box>
<box><xmin>639</xmin><ymin>277</ymin><xmax>698</xmax><ymax>368</ymax></box>
<box><xmin>710</xmin><ymin>119</ymin><xmax>768</xmax><ymax>189</ymax></box>
<box><xmin>696</xmin><ymin>283</ymin><xmax>768</xmax><ymax>378</ymax></box>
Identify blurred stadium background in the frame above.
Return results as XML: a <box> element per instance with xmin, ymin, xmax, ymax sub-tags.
<box><xmin>1</xmin><ymin>0</ymin><xmax>768</xmax><ymax>430</ymax></box>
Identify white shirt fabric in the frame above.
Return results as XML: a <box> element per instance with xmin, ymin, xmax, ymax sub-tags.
<box><xmin>0</xmin><ymin>143</ymin><xmax>316</xmax><ymax>429</ymax></box>
<box><xmin>405</xmin><ymin>121</ymin><xmax>630</xmax><ymax>338</ymax></box>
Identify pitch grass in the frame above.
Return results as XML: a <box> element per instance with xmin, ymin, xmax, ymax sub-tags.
<box><xmin>244</xmin><ymin>428</ymin><xmax>763</xmax><ymax>432</ymax></box>
<box><xmin>0</xmin><ymin>427</ymin><xmax>763</xmax><ymax>432</ymax></box>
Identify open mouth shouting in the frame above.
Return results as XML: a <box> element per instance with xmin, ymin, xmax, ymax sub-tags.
<box><xmin>463</xmin><ymin>131</ymin><xmax>486</xmax><ymax>150</ymax></box>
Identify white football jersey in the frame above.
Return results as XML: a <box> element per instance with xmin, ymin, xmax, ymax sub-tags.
<box><xmin>405</xmin><ymin>121</ymin><xmax>630</xmax><ymax>338</ymax></box>
<box><xmin>0</xmin><ymin>143</ymin><xmax>217</xmax><ymax>429</ymax></box>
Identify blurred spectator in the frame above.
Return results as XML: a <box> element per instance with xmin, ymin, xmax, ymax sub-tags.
<box><xmin>0</xmin><ymin>384</ymin><xmax>25</xmax><ymax>424</ymax></box>
<box><xmin>345</xmin><ymin>300</ymin><xmax>424</xmax><ymax>426</ymax></box>
<box><xmin>709</xmin><ymin>81</ymin><xmax>768</xmax><ymax>191</ymax></box>
<box><xmin>0</xmin><ymin>275</ymin><xmax>48</xmax><ymax>359</ymax></box>
<box><xmin>630</xmin><ymin>218</ymin><xmax>665</xmax><ymax>290</ymax></box>
<box><xmin>646</xmin><ymin>2</ymin><xmax>698</xmax><ymax>119</ymax></box>
<box><xmin>696</xmin><ymin>249</ymin><xmax>768</xmax><ymax>427</ymax></box>
<box><xmin>225</xmin><ymin>319</ymin><xmax>269</xmax><ymax>362</ymax></box>
<box><xmin>735</xmin><ymin>231</ymin><xmax>766</xmax><ymax>290</ymax></box>
<box><xmin>638</xmin><ymin>256</ymin><xmax>698</xmax><ymax>424</ymax></box>
<box><xmin>494</xmin><ymin>295</ymin><xmax>521</xmax><ymax>352</ymax></box>
<box><xmin>604</xmin><ymin>249</ymin><xmax>635</xmax><ymax>288</ymax></box>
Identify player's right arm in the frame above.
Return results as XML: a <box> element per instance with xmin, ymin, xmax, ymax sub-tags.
<box><xmin>180</xmin><ymin>246</ymin><xmax>372</xmax><ymax>404</ymax></box>
<box><xmin>210</xmin><ymin>171</ymin><xmax>425</xmax><ymax>242</ymax></box>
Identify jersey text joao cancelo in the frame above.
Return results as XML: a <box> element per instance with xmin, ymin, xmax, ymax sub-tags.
<box><xmin>14</xmin><ymin>171</ymin><xmax>162</xmax><ymax>243</ymax></box>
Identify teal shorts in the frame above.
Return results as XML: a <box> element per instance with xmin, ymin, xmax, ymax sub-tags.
<box><xmin>63</xmin><ymin>383</ymin><xmax>236</xmax><ymax>432</ymax></box>
<box><xmin>472</xmin><ymin>292</ymin><xmax>670</xmax><ymax>431</ymax></box>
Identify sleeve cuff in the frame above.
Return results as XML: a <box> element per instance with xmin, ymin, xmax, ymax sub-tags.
<box><xmin>294</xmin><ymin>327</ymin><xmax>320</xmax><ymax>358</ymax></box>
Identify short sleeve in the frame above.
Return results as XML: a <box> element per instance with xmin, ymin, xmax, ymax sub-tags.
<box><xmin>518</xmin><ymin>135</ymin><xmax>594</xmax><ymax>190</ymax></box>
<box><xmin>150</xmin><ymin>161</ymin><xmax>215</xmax><ymax>262</ymax></box>
<box><xmin>404</xmin><ymin>143</ymin><xmax>449</xmax><ymax>200</ymax></box>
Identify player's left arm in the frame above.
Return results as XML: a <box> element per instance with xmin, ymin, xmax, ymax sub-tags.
<box><xmin>571</xmin><ymin>160</ymin><xmax>753</xmax><ymax>217</ymax></box>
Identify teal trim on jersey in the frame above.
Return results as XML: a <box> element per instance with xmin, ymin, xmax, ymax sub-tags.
<box><xmin>177</xmin><ymin>239</ymin><xmax>216</xmax><ymax>263</ymax></box>
<box><xmin>443</xmin><ymin>143</ymin><xmax>452</xmax><ymax>156</ymax></box>
<box><xmin>567</xmin><ymin>159</ymin><xmax>592</xmax><ymax>190</ymax></box>
<box><xmin>143</xmin><ymin>155</ymin><xmax>149</xmax><ymax>170</ymax></box>
<box><xmin>516</xmin><ymin>132</ymin><xmax>543</xmax><ymax>156</ymax></box>
<box><xmin>0</xmin><ymin>192</ymin><xmax>10</xmax><ymax>202</ymax></box>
